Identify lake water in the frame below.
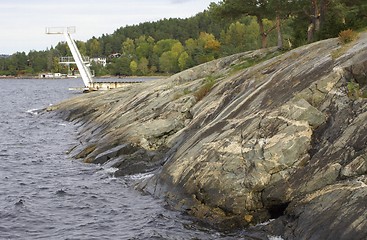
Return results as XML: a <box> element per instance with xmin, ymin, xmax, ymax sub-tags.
<box><xmin>0</xmin><ymin>78</ymin><xmax>251</xmax><ymax>240</ymax></box>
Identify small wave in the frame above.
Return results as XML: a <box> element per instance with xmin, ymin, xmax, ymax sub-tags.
<box><xmin>56</xmin><ymin>189</ymin><xmax>68</xmax><ymax>196</ymax></box>
<box><xmin>268</xmin><ymin>235</ymin><xmax>284</xmax><ymax>240</ymax></box>
<box><xmin>127</xmin><ymin>172</ymin><xmax>154</xmax><ymax>181</ymax></box>
<box><xmin>15</xmin><ymin>199</ymin><xmax>25</xmax><ymax>206</ymax></box>
<box><xmin>103</xmin><ymin>167</ymin><xmax>119</xmax><ymax>174</ymax></box>
<box><xmin>95</xmin><ymin>167</ymin><xmax>119</xmax><ymax>180</ymax></box>
<box><xmin>26</xmin><ymin>108</ymin><xmax>44</xmax><ymax>115</ymax></box>
<box><xmin>256</xmin><ymin>219</ymin><xmax>275</xmax><ymax>226</ymax></box>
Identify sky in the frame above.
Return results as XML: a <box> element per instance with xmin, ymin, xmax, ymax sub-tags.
<box><xmin>0</xmin><ymin>0</ymin><xmax>219</xmax><ymax>55</ymax></box>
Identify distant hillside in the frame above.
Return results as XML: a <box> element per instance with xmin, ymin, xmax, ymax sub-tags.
<box><xmin>95</xmin><ymin>11</ymin><xmax>229</xmax><ymax>55</ymax></box>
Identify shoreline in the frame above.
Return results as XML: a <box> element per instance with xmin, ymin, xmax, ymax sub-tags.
<box><xmin>0</xmin><ymin>75</ymin><xmax>169</xmax><ymax>80</ymax></box>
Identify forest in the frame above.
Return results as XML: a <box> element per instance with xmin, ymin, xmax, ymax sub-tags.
<box><xmin>1</xmin><ymin>0</ymin><xmax>366</xmax><ymax>77</ymax></box>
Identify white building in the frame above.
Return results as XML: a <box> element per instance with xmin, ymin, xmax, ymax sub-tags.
<box><xmin>90</xmin><ymin>57</ymin><xmax>107</xmax><ymax>67</ymax></box>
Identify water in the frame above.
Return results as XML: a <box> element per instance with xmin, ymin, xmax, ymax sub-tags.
<box><xmin>0</xmin><ymin>78</ymin><xmax>247</xmax><ymax>240</ymax></box>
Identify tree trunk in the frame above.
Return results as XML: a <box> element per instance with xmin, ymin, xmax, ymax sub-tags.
<box><xmin>308</xmin><ymin>0</ymin><xmax>321</xmax><ymax>42</ymax></box>
<box><xmin>276</xmin><ymin>14</ymin><xmax>283</xmax><ymax>49</ymax></box>
<box><xmin>307</xmin><ymin>23</ymin><xmax>314</xmax><ymax>43</ymax></box>
<box><xmin>256</xmin><ymin>15</ymin><xmax>267</xmax><ymax>48</ymax></box>
<box><xmin>314</xmin><ymin>0</ymin><xmax>321</xmax><ymax>31</ymax></box>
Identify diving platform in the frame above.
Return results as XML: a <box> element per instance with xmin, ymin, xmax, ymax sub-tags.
<box><xmin>46</xmin><ymin>26</ymin><xmax>137</xmax><ymax>91</ymax></box>
<box><xmin>46</xmin><ymin>27</ymin><xmax>93</xmax><ymax>88</ymax></box>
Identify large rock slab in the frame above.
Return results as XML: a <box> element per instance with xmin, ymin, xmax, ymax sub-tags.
<box><xmin>47</xmin><ymin>33</ymin><xmax>367</xmax><ymax>238</ymax></box>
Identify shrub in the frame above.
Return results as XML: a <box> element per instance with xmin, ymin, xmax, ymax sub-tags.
<box><xmin>347</xmin><ymin>82</ymin><xmax>360</xmax><ymax>99</ymax></box>
<box><xmin>338</xmin><ymin>29</ymin><xmax>358</xmax><ymax>44</ymax></box>
<box><xmin>173</xmin><ymin>88</ymin><xmax>192</xmax><ymax>100</ymax></box>
<box><xmin>194</xmin><ymin>76</ymin><xmax>216</xmax><ymax>101</ymax></box>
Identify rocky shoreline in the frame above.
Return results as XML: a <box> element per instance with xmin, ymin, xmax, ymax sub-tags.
<box><xmin>47</xmin><ymin>32</ymin><xmax>367</xmax><ymax>239</ymax></box>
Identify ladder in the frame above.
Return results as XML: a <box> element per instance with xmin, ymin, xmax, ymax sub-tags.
<box><xmin>46</xmin><ymin>27</ymin><xmax>93</xmax><ymax>88</ymax></box>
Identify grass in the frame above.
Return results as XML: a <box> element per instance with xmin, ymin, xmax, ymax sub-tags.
<box><xmin>230</xmin><ymin>50</ymin><xmax>283</xmax><ymax>73</ymax></box>
<box><xmin>193</xmin><ymin>76</ymin><xmax>216</xmax><ymax>101</ymax></box>
<box><xmin>347</xmin><ymin>82</ymin><xmax>361</xmax><ymax>99</ymax></box>
<box><xmin>172</xmin><ymin>87</ymin><xmax>192</xmax><ymax>100</ymax></box>
<box><xmin>331</xmin><ymin>29</ymin><xmax>360</xmax><ymax>60</ymax></box>
<box><xmin>346</xmin><ymin>82</ymin><xmax>367</xmax><ymax>99</ymax></box>
<box><xmin>338</xmin><ymin>29</ymin><xmax>359</xmax><ymax>44</ymax></box>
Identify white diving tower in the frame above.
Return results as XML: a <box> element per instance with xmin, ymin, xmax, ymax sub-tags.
<box><xmin>46</xmin><ymin>26</ymin><xmax>93</xmax><ymax>88</ymax></box>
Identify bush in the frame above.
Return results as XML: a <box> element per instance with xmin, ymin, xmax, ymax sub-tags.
<box><xmin>194</xmin><ymin>76</ymin><xmax>216</xmax><ymax>101</ymax></box>
<box><xmin>347</xmin><ymin>82</ymin><xmax>361</xmax><ymax>99</ymax></box>
<box><xmin>338</xmin><ymin>29</ymin><xmax>358</xmax><ymax>44</ymax></box>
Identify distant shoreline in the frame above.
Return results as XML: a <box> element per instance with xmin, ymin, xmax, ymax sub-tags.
<box><xmin>0</xmin><ymin>75</ymin><xmax>168</xmax><ymax>80</ymax></box>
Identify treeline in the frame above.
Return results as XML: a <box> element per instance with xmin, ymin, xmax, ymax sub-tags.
<box><xmin>1</xmin><ymin>0</ymin><xmax>366</xmax><ymax>77</ymax></box>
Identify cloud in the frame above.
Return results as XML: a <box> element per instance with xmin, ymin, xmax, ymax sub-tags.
<box><xmin>0</xmin><ymin>0</ymin><xmax>218</xmax><ymax>54</ymax></box>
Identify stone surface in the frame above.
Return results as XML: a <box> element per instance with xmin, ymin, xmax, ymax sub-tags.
<box><xmin>47</xmin><ymin>32</ymin><xmax>367</xmax><ymax>238</ymax></box>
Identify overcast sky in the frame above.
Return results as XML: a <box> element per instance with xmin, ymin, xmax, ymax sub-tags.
<box><xmin>0</xmin><ymin>0</ymin><xmax>219</xmax><ymax>55</ymax></box>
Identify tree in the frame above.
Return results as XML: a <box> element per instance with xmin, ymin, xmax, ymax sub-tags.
<box><xmin>220</xmin><ymin>19</ymin><xmax>260</xmax><ymax>55</ymax></box>
<box><xmin>199</xmin><ymin>32</ymin><xmax>221</xmax><ymax>51</ymax></box>
<box><xmin>76</xmin><ymin>41</ymin><xmax>87</xmax><ymax>56</ymax></box>
<box><xmin>290</xmin><ymin>0</ymin><xmax>367</xmax><ymax>44</ymax></box>
<box><xmin>104</xmin><ymin>43</ymin><xmax>113</xmax><ymax>55</ymax></box>
<box><xmin>138</xmin><ymin>57</ymin><xmax>149</xmax><ymax>75</ymax></box>
<box><xmin>178</xmin><ymin>51</ymin><xmax>190</xmax><ymax>71</ymax></box>
<box><xmin>135</xmin><ymin>35</ymin><xmax>155</xmax><ymax>60</ymax></box>
<box><xmin>267</xmin><ymin>0</ymin><xmax>293</xmax><ymax>49</ymax></box>
<box><xmin>88</xmin><ymin>38</ymin><xmax>102</xmax><ymax>57</ymax></box>
<box><xmin>121</xmin><ymin>38</ymin><xmax>135</xmax><ymax>57</ymax></box>
<box><xmin>108</xmin><ymin>56</ymin><xmax>131</xmax><ymax>76</ymax></box>
<box><xmin>196</xmin><ymin>32</ymin><xmax>220</xmax><ymax>63</ymax></box>
<box><xmin>130</xmin><ymin>60</ymin><xmax>138</xmax><ymax>75</ymax></box>
<box><xmin>159</xmin><ymin>51</ymin><xmax>179</xmax><ymax>73</ymax></box>
<box><xmin>171</xmin><ymin>42</ymin><xmax>185</xmax><ymax>55</ymax></box>
<box><xmin>211</xmin><ymin>0</ymin><xmax>272</xmax><ymax>48</ymax></box>
<box><xmin>55</xmin><ymin>42</ymin><xmax>70</xmax><ymax>56</ymax></box>
<box><xmin>153</xmin><ymin>39</ymin><xmax>179</xmax><ymax>57</ymax></box>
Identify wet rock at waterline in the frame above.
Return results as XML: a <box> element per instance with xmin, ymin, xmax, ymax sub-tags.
<box><xmin>47</xmin><ymin>32</ymin><xmax>367</xmax><ymax>238</ymax></box>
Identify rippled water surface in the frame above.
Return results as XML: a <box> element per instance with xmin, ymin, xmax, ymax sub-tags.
<box><xmin>0</xmin><ymin>79</ymin><xmax>248</xmax><ymax>240</ymax></box>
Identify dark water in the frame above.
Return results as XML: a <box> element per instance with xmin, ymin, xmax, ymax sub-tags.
<box><xmin>0</xmin><ymin>79</ymin><xmax>250</xmax><ymax>240</ymax></box>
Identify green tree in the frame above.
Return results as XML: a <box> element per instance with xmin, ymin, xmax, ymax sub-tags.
<box><xmin>221</xmin><ymin>20</ymin><xmax>260</xmax><ymax>55</ymax></box>
<box><xmin>263</xmin><ymin>0</ymin><xmax>294</xmax><ymax>49</ymax></box>
<box><xmin>28</xmin><ymin>50</ymin><xmax>48</xmax><ymax>73</ymax></box>
<box><xmin>90</xmin><ymin>60</ymin><xmax>109</xmax><ymax>76</ymax></box>
<box><xmin>76</xmin><ymin>41</ymin><xmax>87</xmax><ymax>56</ymax></box>
<box><xmin>159</xmin><ymin>51</ymin><xmax>179</xmax><ymax>73</ymax></box>
<box><xmin>55</xmin><ymin>42</ymin><xmax>70</xmax><ymax>56</ymax></box>
<box><xmin>290</xmin><ymin>0</ymin><xmax>367</xmax><ymax>44</ymax></box>
<box><xmin>130</xmin><ymin>60</ymin><xmax>138</xmax><ymax>75</ymax></box>
<box><xmin>121</xmin><ymin>38</ymin><xmax>135</xmax><ymax>57</ymax></box>
<box><xmin>135</xmin><ymin>35</ymin><xmax>155</xmax><ymax>60</ymax></box>
<box><xmin>178</xmin><ymin>51</ymin><xmax>190</xmax><ymax>71</ymax></box>
<box><xmin>108</xmin><ymin>56</ymin><xmax>131</xmax><ymax>76</ymax></box>
<box><xmin>88</xmin><ymin>38</ymin><xmax>102</xmax><ymax>57</ymax></box>
<box><xmin>138</xmin><ymin>57</ymin><xmax>149</xmax><ymax>75</ymax></box>
<box><xmin>211</xmin><ymin>0</ymin><xmax>271</xmax><ymax>48</ymax></box>
<box><xmin>171</xmin><ymin>42</ymin><xmax>184</xmax><ymax>55</ymax></box>
<box><xmin>104</xmin><ymin>43</ymin><xmax>113</xmax><ymax>55</ymax></box>
<box><xmin>153</xmin><ymin>39</ymin><xmax>179</xmax><ymax>56</ymax></box>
